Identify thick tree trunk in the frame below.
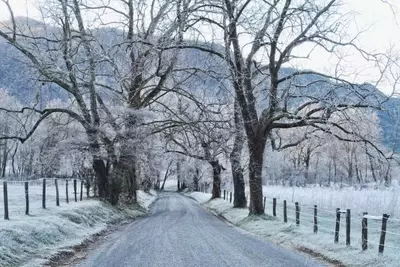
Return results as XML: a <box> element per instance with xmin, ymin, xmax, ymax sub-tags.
<box><xmin>248</xmin><ymin>136</ymin><xmax>266</xmax><ymax>215</ymax></box>
<box><xmin>126</xmin><ymin>154</ymin><xmax>137</xmax><ymax>202</ymax></box>
<box><xmin>230</xmin><ymin>100</ymin><xmax>246</xmax><ymax>207</ymax></box>
<box><xmin>231</xmin><ymin>164</ymin><xmax>246</xmax><ymax>207</ymax></box>
<box><xmin>93</xmin><ymin>159</ymin><xmax>108</xmax><ymax>200</ymax></box>
<box><xmin>211</xmin><ymin>161</ymin><xmax>221</xmax><ymax>199</ymax></box>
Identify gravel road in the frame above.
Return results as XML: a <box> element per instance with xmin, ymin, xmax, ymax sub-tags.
<box><xmin>76</xmin><ymin>192</ymin><xmax>325</xmax><ymax>267</ymax></box>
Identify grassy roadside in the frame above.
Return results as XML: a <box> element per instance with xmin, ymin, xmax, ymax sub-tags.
<box><xmin>0</xmin><ymin>190</ymin><xmax>157</xmax><ymax>267</ymax></box>
<box><xmin>187</xmin><ymin>191</ymin><xmax>397</xmax><ymax>267</ymax></box>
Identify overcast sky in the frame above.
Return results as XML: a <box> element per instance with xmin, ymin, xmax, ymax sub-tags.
<box><xmin>1</xmin><ymin>0</ymin><xmax>400</xmax><ymax>94</ymax></box>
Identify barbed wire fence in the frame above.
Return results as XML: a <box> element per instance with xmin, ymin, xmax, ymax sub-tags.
<box><xmin>217</xmin><ymin>189</ymin><xmax>400</xmax><ymax>254</ymax></box>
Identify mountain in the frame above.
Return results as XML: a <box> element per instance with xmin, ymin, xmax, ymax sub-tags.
<box><xmin>0</xmin><ymin>43</ymin><xmax>67</xmax><ymax>106</ymax></box>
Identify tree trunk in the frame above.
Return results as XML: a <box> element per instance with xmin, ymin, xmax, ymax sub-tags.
<box><xmin>211</xmin><ymin>161</ymin><xmax>221</xmax><ymax>199</ymax></box>
<box><xmin>177</xmin><ymin>160</ymin><xmax>181</xmax><ymax>191</ymax></box>
<box><xmin>248</xmin><ymin>136</ymin><xmax>266</xmax><ymax>215</ymax></box>
<box><xmin>126</xmin><ymin>154</ymin><xmax>137</xmax><ymax>202</ymax></box>
<box><xmin>11</xmin><ymin>143</ymin><xmax>17</xmax><ymax>176</ymax></box>
<box><xmin>93</xmin><ymin>159</ymin><xmax>108</xmax><ymax>200</ymax></box>
<box><xmin>368</xmin><ymin>155</ymin><xmax>377</xmax><ymax>182</ymax></box>
<box><xmin>193</xmin><ymin>167</ymin><xmax>199</xmax><ymax>191</ymax></box>
<box><xmin>161</xmin><ymin>169</ymin><xmax>169</xmax><ymax>190</ymax></box>
<box><xmin>112</xmin><ymin>158</ymin><xmax>136</xmax><ymax>204</ymax></box>
<box><xmin>1</xmin><ymin>140</ymin><xmax>8</xmax><ymax>178</ymax></box>
<box><xmin>231</xmin><ymin>164</ymin><xmax>246</xmax><ymax>207</ymax></box>
<box><xmin>230</xmin><ymin>99</ymin><xmax>246</xmax><ymax>208</ymax></box>
<box><xmin>129</xmin><ymin>165</ymin><xmax>137</xmax><ymax>202</ymax></box>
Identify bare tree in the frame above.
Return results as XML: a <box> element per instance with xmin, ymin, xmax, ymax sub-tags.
<box><xmin>163</xmin><ymin>93</ymin><xmax>231</xmax><ymax>198</ymax></box>
<box><xmin>0</xmin><ymin>0</ymin><xmax>121</xmax><ymax>200</ymax></box>
<box><xmin>183</xmin><ymin>0</ymin><xmax>391</xmax><ymax>214</ymax></box>
<box><xmin>0</xmin><ymin>0</ymin><xmax>190</xmax><ymax>203</ymax></box>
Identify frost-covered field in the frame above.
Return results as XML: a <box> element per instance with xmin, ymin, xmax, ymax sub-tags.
<box><xmin>0</xmin><ymin>179</ymin><xmax>84</xmax><ymax>218</ymax></box>
<box><xmin>260</xmin><ymin>184</ymin><xmax>400</xmax><ymax>218</ymax></box>
<box><xmin>0</xmin><ymin>181</ymin><xmax>157</xmax><ymax>267</ymax></box>
<box><xmin>189</xmin><ymin>190</ymin><xmax>400</xmax><ymax>266</ymax></box>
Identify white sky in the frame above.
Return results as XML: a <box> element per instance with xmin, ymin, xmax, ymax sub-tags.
<box><xmin>1</xmin><ymin>0</ymin><xmax>400</xmax><ymax>94</ymax></box>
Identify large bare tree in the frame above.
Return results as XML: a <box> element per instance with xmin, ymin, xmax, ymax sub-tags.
<box><xmin>183</xmin><ymin>0</ymin><xmax>391</xmax><ymax>214</ymax></box>
<box><xmin>0</xmin><ymin>0</ymin><xmax>190</xmax><ymax>203</ymax></box>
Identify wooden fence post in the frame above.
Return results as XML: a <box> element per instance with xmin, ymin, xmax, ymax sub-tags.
<box><xmin>74</xmin><ymin>179</ymin><xmax>77</xmax><ymax>202</ymax></box>
<box><xmin>55</xmin><ymin>179</ymin><xmax>60</xmax><ymax>206</ymax></box>
<box><xmin>283</xmin><ymin>200</ymin><xmax>287</xmax><ymax>223</ymax></box>
<box><xmin>273</xmin><ymin>198</ymin><xmax>276</xmax><ymax>217</ymax></box>
<box><xmin>66</xmin><ymin>180</ymin><xmax>69</xmax><ymax>204</ymax></box>
<box><xmin>379</xmin><ymin>214</ymin><xmax>389</xmax><ymax>253</ymax></box>
<box><xmin>362</xmin><ymin>212</ymin><xmax>368</xmax><ymax>250</ymax></box>
<box><xmin>314</xmin><ymin>205</ymin><xmax>318</xmax><ymax>233</ymax></box>
<box><xmin>229</xmin><ymin>192</ymin><xmax>232</xmax><ymax>203</ymax></box>
<box><xmin>42</xmin><ymin>178</ymin><xmax>46</xmax><ymax>209</ymax></box>
<box><xmin>295</xmin><ymin>202</ymin><xmax>300</xmax><ymax>226</ymax></box>
<box><xmin>80</xmin><ymin>180</ymin><xmax>83</xmax><ymax>201</ymax></box>
<box><xmin>25</xmin><ymin>181</ymin><xmax>29</xmax><ymax>215</ymax></box>
<box><xmin>334</xmin><ymin>208</ymin><xmax>340</xmax><ymax>243</ymax></box>
<box><xmin>346</xmin><ymin>209</ymin><xmax>351</xmax><ymax>246</ymax></box>
<box><xmin>3</xmin><ymin>181</ymin><xmax>8</xmax><ymax>220</ymax></box>
<box><xmin>263</xmin><ymin>197</ymin><xmax>266</xmax><ymax>213</ymax></box>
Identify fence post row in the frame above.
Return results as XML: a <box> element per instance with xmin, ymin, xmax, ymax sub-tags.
<box><xmin>334</xmin><ymin>208</ymin><xmax>340</xmax><ymax>243</ymax></box>
<box><xmin>362</xmin><ymin>212</ymin><xmax>368</xmax><ymax>251</ymax></box>
<box><xmin>3</xmin><ymin>180</ymin><xmax>395</xmax><ymax>256</ymax></box>
<box><xmin>314</xmin><ymin>205</ymin><xmax>318</xmax><ymax>234</ymax></box>
<box><xmin>74</xmin><ymin>179</ymin><xmax>77</xmax><ymax>202</ymax></box>
<box><xmin>3</xmin><ymin>181</ymin><xmax>9</xmax><ymax>220</ymax></box>
<box><xmin>42</xmin><ymin>178</ymin><xmax>46</xmax><ymax>209</ymax></box>
<box><xmin>25</xmin><ymin>181</ymin><xmax>29</xmax><ymax>215</ymax></box>
<box><xmin>55</xmin><ymin>179</ymin><xmax>60</xmax><ymax>206</ymax></box>
<box><xmin>273</xmin><ymin>198</ymin><xmax>276</xmax><ymax>217</ymax></box>
<box><xmin>283</xmin><ymin>200</ymin><xmax>287</xmax><ymax>223</ymax></box>
<box><xmin>379</xmin><ymin>214</ymin><xmax>389</xmax><ymax>253</ymax></box>
<box><xmin>295</xmin><ymin>202</ymin><xmax>300</xmax><ymax>226</ymax></box>
<box><xmin>346</xmin><ymin>209</ymin><xmax>351</xmax><ymax>246</ymax></box>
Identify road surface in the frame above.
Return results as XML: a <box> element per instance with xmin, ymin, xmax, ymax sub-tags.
<box><xmin>76</xmin><ymin>192</ymin><xmax>325</xmax><ymax>267</ymax></box>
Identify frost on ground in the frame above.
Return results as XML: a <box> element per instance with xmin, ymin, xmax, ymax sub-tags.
<box><xmin>260</xmin><ymin>184</ymin><xmax>400</xmax><ymax>218</ymax></box>
<box><xmin>188</xmin><ymin>191</ymin><xmax>400</xmax><ymax>267</ymax></box>
<box><xmin>0</xmin><ymin>187</ymin><xmax>157</xmax><ymax>267</ymax></box>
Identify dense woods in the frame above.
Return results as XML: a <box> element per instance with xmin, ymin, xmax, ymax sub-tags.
<box><xmin>0</xmin><ymin>0</ymin><xmax>398</xmax><ymax>215</ymax></box>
